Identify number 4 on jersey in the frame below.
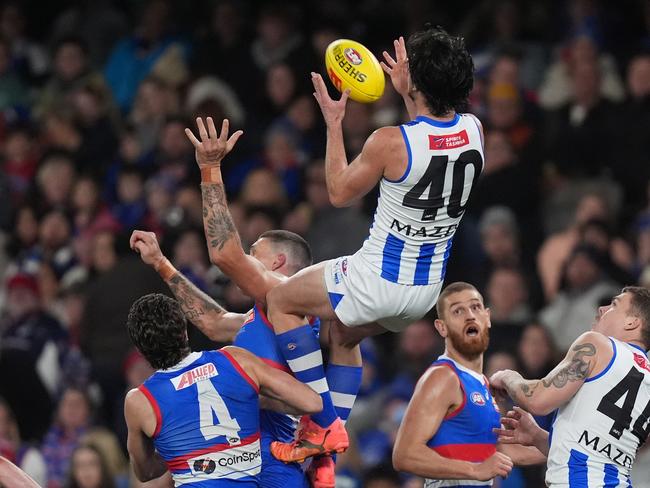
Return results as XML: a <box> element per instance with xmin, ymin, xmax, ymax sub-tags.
<box><xmin>197</xmin><ymin>379</ymin><xmax>242</xmax><ymax>444</ymax></box>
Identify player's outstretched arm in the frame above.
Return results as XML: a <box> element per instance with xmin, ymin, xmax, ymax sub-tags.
<box><xmin>223</xmin><ymin>346</ymin><xmax>323</xmax><ymax>415</ymax></box>
<box><xmin>381</xmin><ymin>36</ymin><xmax>417</xmax><ymax>120</ymax></box>
<box><xmin>186</xmin><ymin>117</ymin><xmax>282</xmax><ymax>303</ymax></box>
<box><xmin>130</xmin><ymin>230</ymin><xmax>246</xmax><ymax>342</ymax></box>
<box><xmin>0</xmin><ymin>456</ymin><xmax>40</xmax><ymax>488</ymax></box>
<box><xmin>393</xmin><ymin>366</ymin><xmax>513</xmax><ymax>481</ymax></box>
<box><xmin>490</xmin><ymin>331</ymin><xmax>612</xmax><ymax>416</ymax></box>
<box><xmin>311</xmin><ymin>73</ymin><xmax>394</xmax><ymax>208</ymax></box>
<box><xmin>124</xmin><ymin>389</ymin><xmax>168</xmax><ymax>482</ymax></box>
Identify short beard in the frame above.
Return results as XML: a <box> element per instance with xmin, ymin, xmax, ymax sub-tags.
<box><xmin>447</xmin><ymin>326</ymin><xmax>489</xmax><ymax>360</ymax></box>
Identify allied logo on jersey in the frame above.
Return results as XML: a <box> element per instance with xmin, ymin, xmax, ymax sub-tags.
<box><xmin>429</xmin><ymin>130</ymin><xmax>469</xmax><ymax>150</ymax></box>
<box><xmin>634</xmin><ymin>352</ymin><xmax>650</xmax><ymax>373</ymax></box>
<box><xmin>171</xmin><ymin>363</ymin><xmax>218</xmax><ymax>390</ymax></box>
<box><xmin>470</xmin><ymin>391</ymin><xmax>486</xmax><ymax>406</ymax></box>
<box><xmin>344</xmin><ymin>48</ymin><xmax>362</xmax><ymax>65</ymax></box>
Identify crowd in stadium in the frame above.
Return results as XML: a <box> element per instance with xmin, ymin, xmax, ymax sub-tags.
<box><xmin>0</xmin><ymin>0</ymin><xmax>649</xmax><ymax>486</ymax></box>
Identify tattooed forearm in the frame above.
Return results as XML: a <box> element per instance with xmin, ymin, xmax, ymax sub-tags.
<box><xmin>201</xmin><ymin>183</ymin><xmax>237</xmax><ymax>251</ymax></box>
<box><xmin>168</xmin><ymin>273</ymin><xmax>227</xmax><ymax>325</ymax></box>
<box><xmin>520</xmin><ymin>381</ymin><xmax>541</xmax><ymax>398</ymax></box>
<box><xmin>541</xmin><ymin>343</ymin><xmax>596</xmax><ymax>388</ymax></box>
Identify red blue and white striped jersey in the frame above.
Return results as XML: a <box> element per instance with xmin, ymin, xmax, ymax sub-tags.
<box><xmin>359</xmin><ymin>113</ymin><xmax>484</xmax><ymax>285</ymax></box>
<box><xmin>140</xmin><ymin>349</ymin><xmax>261</xmax><ymax>486</ymax></box>
<box><xmin>425</xmin><ymin>355</ymin><xmax>501</xmax><ymax>487</ymax></box>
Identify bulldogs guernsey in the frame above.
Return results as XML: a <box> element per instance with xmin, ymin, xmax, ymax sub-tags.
<box><xmin>232</xmin><ymin>303</ymin><xmax>319</xmax><ymax>487</ymax></box>
<box><xmin>425</xmin><ymin>355</ymin><xmax>501</xmax><ymax>487</ymax></box>
<box><xmin>139</xmin><ymin>349</ymin><xmax>261</xmax><ymax>486</ymax></box>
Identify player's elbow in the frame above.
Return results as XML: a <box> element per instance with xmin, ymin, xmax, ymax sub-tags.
<box><xmin>392</xmin><ymin>447</ymin><xmax>413</xmax><ymax>473</ymax></box>
<box><xmin>328</xmin><ymin>192</ymin><xmax>351</xmax><ymax>208</ymax></box>
<box><xmin>304</xmin><ymin>391</ymin><xmax>323</xmax><ymax>415</ymax></box>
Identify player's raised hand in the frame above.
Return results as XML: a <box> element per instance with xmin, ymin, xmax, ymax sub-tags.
<box><xmin>493</xmin><ymin>406</ymin><xmax>541</xmax><ymax>447</ymax></box>
<box><xmin>472</xmin><ymin>452</ymin><xmax>513</xmax><ymax>481</ymax></box>
<box><xmin>311</xmin><ymin>72</ymin><xmax>350</xmax><ymax>126</ymax></box>
<box><xmin>130</xmin><ymin>230</ymin><xmax>165</xmax><ymax>269</ymax></box>
<box><xmin>381</xmin><ymin>36</ymin><xmax>410</xmax><ymax>96</ymax></box>
<box><xmin>185</xmin><ymin>117</ymin><xmax>243</xmax><ymax>168</ymax></box>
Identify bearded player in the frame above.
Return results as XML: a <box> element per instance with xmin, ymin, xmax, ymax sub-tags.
<box><xmin>392</xmin><ymin>282</ymin><xmax>545</xmax><ymax>486</ymax></box>
<box><xmin>491</xmin><ymin>287</ymin><xmax>650</xmax><ymax>487</ymax></box>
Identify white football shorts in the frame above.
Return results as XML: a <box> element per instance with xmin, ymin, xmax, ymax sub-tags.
<box><xmin>323</xmin><ymin>252</ymin><xmax>443</xmax><ymax>332</ymax></box>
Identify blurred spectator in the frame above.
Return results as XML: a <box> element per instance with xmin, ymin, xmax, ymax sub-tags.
<box><xmin>170</xmin><ymin>227</ymin><xmax>209</xmax><ymax>287</ymax></box>
<box><xmin>34</xmin><ymin>152</ymin><xmax>76</xmax><ymax>211</ymax></box>
<box><xmin>485</xmin><ymin>350</ymin><xmax>518</xmax><ymax>378</ymax></box>
<box><xmin>537</xmin><ymin>192</ymin><xmax>627</xmax><ymax>301</ymax></box>
<box><xmin>363</xmin><ymin>464</ymin><xmax>402</xmax><ymax>488</ymax></box>
<box><xmin>192</xmin><ymin>1</ymin><xmax>260</xmax><ymax>109</ymax></box>
<box><xmin>516</xmin><ymin>323</ymin><xmax>557</xmax><ymax>379</ymax></box>
<box><xmin>288</xmin><ymin>161</ymin><xmax>370</xmax><ymax>262</ymax></box>
<box><xmin>42</xmin><ymin>387</ymin><xmax>93</xmax><ymax>488</ymax></box>
<box><xmin>0</xmin><ymin>272</ymin><xmax>69</xmax><ymax>441</ymax></box>
<box><xmin>486</xmin><ymin>266</ymin><xmax>532</xmax><ymax>325</ymax></box>
<box><xmin>250</xmin><ymin>4</ymin><xmax>304</xmax><ymax>72</ymax></box>
<box><xmin>578</xmin><ymin>218</ymin><xmax>635</xmax><ymax>284</ymax></box>
<box><xmin>544</xmin><ymin>57</ymin><xmax>620</xmax><ymax>178</ymax></box>
<box><xmin>539</xmin><ymin>244</ymin><xmax>620</xmax><ymax>351</ymax></box>
<box><xmin>22</xmin><ymin>209</ymin><xmax>76</xmax><ymax>279</ymax></box>
<box><xmin>614</xmin><ymin>53</ymin><xmax>650</xmax><ymax>210</ymax></box>
<box><xmin>4</xmin><ymin>205</ymin><xmax>39</xmax><ymax>265</ymax></box>
<box><xmin>129</xmin><ymin>76</ymin><xmax>180</xmax><ymax>156</ymax></box>
<box><xmin>0</xmin><ymin>3</ymin><xmax>48</xmax><ymax>80</ymax></box>
<box><xmin>539</xmin><ymin>35</ymin><xmax>625</xmax><ymax>110</ymax></box>
<box><xmin>0</xmin><ymin>36</ymin><xmax>29</xmax><ymax>111</ymax></box>
<box><xmin>36</xmin><ymin>37</ymin><xmax>107</xmax><ymax>120</ymax></box>
<box><xmin>64</xmin><ymin>443</ymin><xmax>116</xmax><ymax>488</ymax></box>
<box><xmin>153</xmin><ymin>117</ymin><xmax>196</xmax><ymax>185</ymax></box>
<box><xmin>238</xmin><ymin>167</ymin><xmax>288</xmax><ymax>209</ymax></box>
<box><xmin>111</xmin><ymin>168</ymin><xmax>147</xmax><ymax>231</ymax></box>
<box><xmin>0</xmin><ymin>398</ymin><xmax>47</xmax><ymax>486</ymax></box>
<box><xmin>50</xmin><ymin>1</ymin><xmax>128</xmax><ymax>66</ymax></box>
<box><xmin>104</xmin><ymin>0</ymin><xmax>189</xmax><ymax>112</ymax></box>
<box><xmin>2</xmin><ymin>123</ymin><xmax>39</xmax><ymax>205</ymax></box>
<box><xmin>80</xmin><ymin>428</ymin><xmax>129</xmax><ymax>487</ymax></box>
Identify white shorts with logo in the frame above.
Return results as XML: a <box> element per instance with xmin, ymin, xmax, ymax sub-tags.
<box><xmin>323</xmin><ymin>252</ymin><xmax>443</xmax><ymax>332</ymax></box>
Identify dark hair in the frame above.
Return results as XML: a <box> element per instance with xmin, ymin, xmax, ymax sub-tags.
<box><xmin>66</xmin><ymin>443</ymin><xmax>116</xmax><ymax>488</ymax></box>
<box><xmin>436</xmin><ymin>281</ymin><xmax>482</xmax><ymax>319</ymax></box>
<box><xmin>54</xmin><ymin>35</ymin><xmax>88</xmax><ymax>56</ymax></box>
<box><xmin>259</xmin><ymin>230</ymin><xmax>312</xmax><ymax>273</ymax></box>
<box><xmin>623</xmin><ymin>286</ymin><xmax>650</xmax><ymax>350</ymax></box>
<box><xmin>126</xmin><ymin>294</ymin><xmax>190</xmax><ymax>369</ymax></box>
<box><xmin>407</xmin><ymin>26</ymin><xmax>474</xmax><ymax>116</ymax></box>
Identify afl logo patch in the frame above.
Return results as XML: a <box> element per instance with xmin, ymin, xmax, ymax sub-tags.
<box><xmin>344</xmin><ymin>47</ymin><xmax>362</xmax><ymax>65</ymax></box>
<box><xmin>341</xmin><ymin>259</ymin><xmax>348</xmax><ymax>276</ymax></box>
<box><xmin>470</xmin><ymin>391</ymin><xmax>486</xmax><ymax>406</ymax></box>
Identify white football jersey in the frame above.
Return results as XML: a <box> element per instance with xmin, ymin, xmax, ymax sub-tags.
<box><xmin>546</xmin><ymin>338</ymin><xmax>650</xmax><ymax>487</ymax></box>
<box><xmin>359</xmin><ymin>113</ymin><xmax>484</xmax><ymax>285</ymax></box>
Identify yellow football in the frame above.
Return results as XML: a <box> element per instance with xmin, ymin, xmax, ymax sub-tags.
<box><xmin>324</xmin><ymin>39</ymin><xmax>385</xmax><ymax>103</ymax></box>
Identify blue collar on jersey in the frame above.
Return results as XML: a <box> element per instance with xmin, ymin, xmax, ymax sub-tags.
<box><xmin>628</xmin><ymin>342</ymin><xmax>649</xmax><ymax>356</ymax></box>
<box><xmin>415</xmin><ymin>113</ymin><xmax>460</xmax><ymax>128</ymax></box>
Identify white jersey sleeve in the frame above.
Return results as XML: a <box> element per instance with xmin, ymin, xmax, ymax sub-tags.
<box><xmin>359</xmin><ymin>113</ymin><xmax>484</xmax><ymax>285</ymax></box>
<box><xmin>546</xmin><ymin>339</ymin><xmax>650</xmax><ymax>487</ymax></box>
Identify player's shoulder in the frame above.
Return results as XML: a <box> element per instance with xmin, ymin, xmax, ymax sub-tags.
<box><xmin>572</xmin><ymin>330</ymin><xmax>612</xmax><ymax>351</ymax></box>
<box><xmin>364</xmin><ymin>126</ymin><xmax>403</xmax><ymax>149</ymax></box>
<box><xmin>418</xmin><ymin>363</ymin><xmax>461</xmax><ymax>390</ymax></box>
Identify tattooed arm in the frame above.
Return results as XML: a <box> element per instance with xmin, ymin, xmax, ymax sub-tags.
<box><xmin>130</xmin><ymin>230</ymin><xmax>246</xmax><ymax>342</ymax></box>
<box><xmin>186</xmin><ymin>117</ymin><xmax>282</xmax><ymax>304</ymax></box>
<box><xmin>490</xmin><ymin>331</ymin><xmax>613</xmax><ymax>415</ymax></box>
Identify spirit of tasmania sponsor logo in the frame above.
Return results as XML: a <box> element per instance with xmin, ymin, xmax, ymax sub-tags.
<box><xmin>171</xmin><ymin>363</ymin><xmax>218</xmax><ymax>390</ymax></box>
<box><xmin>429</xmin><ymin>130</ymin><xmax>469</xmax><ymax>150</ymax></box>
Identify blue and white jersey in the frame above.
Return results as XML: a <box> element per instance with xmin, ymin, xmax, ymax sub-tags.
<box><xmin>359</xmin><ymin>113</ymin><xmax>484</xmax><ymax>285</ymax></box>
<box><xmin>140</xmin><ymin>350</ymin><xmax>261</xmax><ymax>487</ymax></box>
<box><xmin>425</xmin><ymin>355</ymin><xmax>501</xmax><ymax>487</ymax></box>
<box><xmin>546</xmin><ymin>338</ymin><xmax>650</xmax><ymax>487</ymax></box>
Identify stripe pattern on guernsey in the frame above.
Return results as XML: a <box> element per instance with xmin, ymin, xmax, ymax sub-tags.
<box><xmin>360</xmin><ymin>113</ymin><xmax>484</xmax><ymax>285</ymax></box>
<box><xmin>140</xmin><ymin>350</ymin><xmax>262</xmax><ymax>486</ymax></box>
<box><xmin>424</xmin><ymin>356</ymin><xmax>500</xmax><ymax>487</ymax></box>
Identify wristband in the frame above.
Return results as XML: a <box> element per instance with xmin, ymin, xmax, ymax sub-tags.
<box><xmin>201</xmin><ymin>166</ymin><xmax>222</xmax><ymax>184</ymax></box>
<box><xmin>157</xmin><ymin>258</ymin><xmax>177</xmax><ymax>281</ymax></box>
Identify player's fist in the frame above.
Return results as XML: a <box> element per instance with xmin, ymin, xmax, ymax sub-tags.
<box><xmin>472</xmin><ymin>452</ymin><xmax>513</xmax><ymax>481</ymax></box>
<box><xmin>185</xmin><ymin>117</ymin><xmax>243</xmax><ymax>168</ymax></box>
<box><xmin>130</xmin><ymin>230</ymin><xmax>164</xmax><ymax>269</ymax></box>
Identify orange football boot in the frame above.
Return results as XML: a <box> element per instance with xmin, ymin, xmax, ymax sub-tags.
<box><xmin>271</xmin><ymin>416</ymin><xmax>348</xmax><ymax>463</ymax></box>
<box><xmin>307</xmin><ymin>455</ymin><xmax>336</xmax><ymax>488</ymax></box>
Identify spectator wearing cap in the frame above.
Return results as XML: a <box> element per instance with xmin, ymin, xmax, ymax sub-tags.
<box><xmin>0</xmin><ymin>273</ymin><xmax>69</xmax><ymax>442</ymax></box>
<box><xmin>539</xmin><ymin>244</ymin><xmax>620</xmax><ymax>351</ymax></box>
